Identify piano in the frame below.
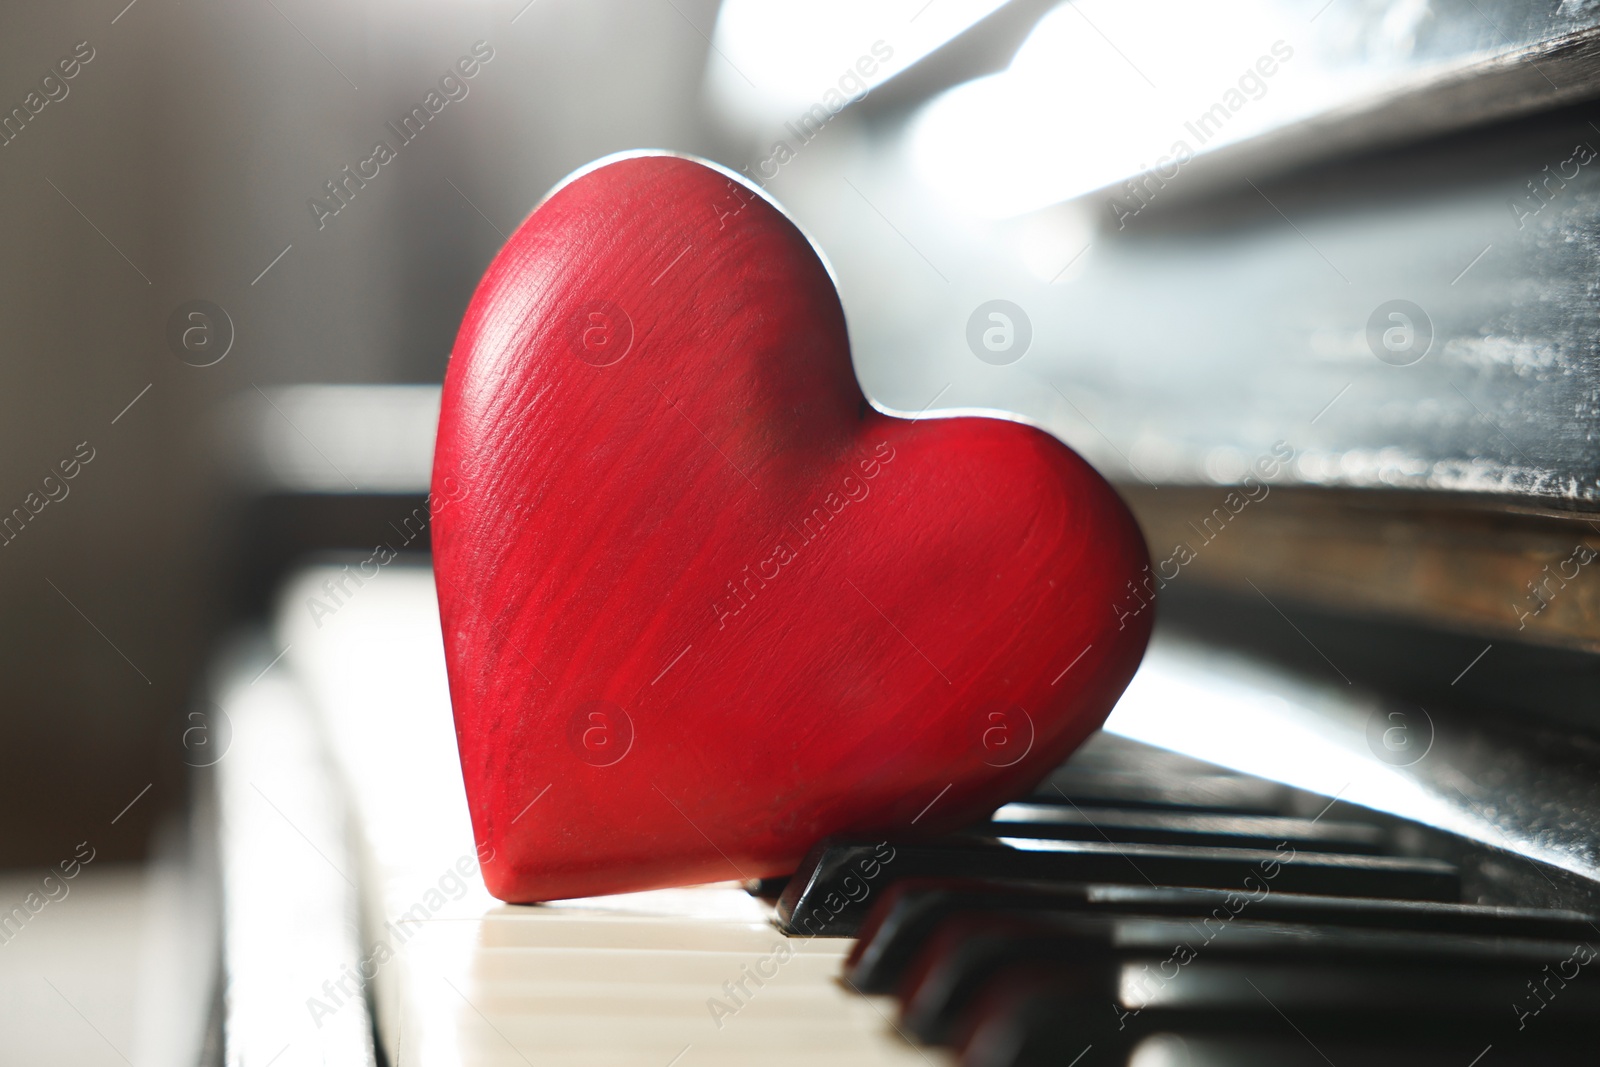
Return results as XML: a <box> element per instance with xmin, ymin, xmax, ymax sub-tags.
<box><xmin>198</xmin><ymin>560</ymin><xmax>1600</xmax><ymax>1067</ymax></box>
<box><xmin>196</xmin><ymin>2</ymin><xmax>1600</xmax><ymax>1064</ymax></box>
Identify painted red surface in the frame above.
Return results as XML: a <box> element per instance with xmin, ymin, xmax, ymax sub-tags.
<box><xmin>433</xmin><ymin>154</ymin><xmax>1152</xmax><ymax>902</ymax></box>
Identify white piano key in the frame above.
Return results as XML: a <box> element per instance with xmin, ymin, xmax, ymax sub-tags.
<box><xmin>214</xmin><ymin>660</ymin><xmax>377</xmax><ymax>1067</ymax></box>
<box><xmin>264</xmin><ymin>563</ymin><xmax>948</xmax><ymax>1066</ymax></box>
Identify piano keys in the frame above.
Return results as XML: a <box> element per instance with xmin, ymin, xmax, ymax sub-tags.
<box><xmin>205</xmin><ymin>561</ymin><xmax>1600</xmax><ymax>1065</ymax></box>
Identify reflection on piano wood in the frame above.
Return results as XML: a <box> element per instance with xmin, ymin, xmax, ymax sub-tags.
<box><xmin>206</xmin><ymin>563</ymin><xmax>1600</xmax><ymax>1066</ymax></box>
<box><xmin>1124</xmin><ymin>487</ymin><xmax>1600</xmax><ymax>655</ymax></box>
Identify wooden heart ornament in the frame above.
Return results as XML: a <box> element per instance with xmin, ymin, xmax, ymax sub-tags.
<box><xmin>433</xmin><ymin>153</ymin><xmax>1152</xmax><ymax>902</ymax></box>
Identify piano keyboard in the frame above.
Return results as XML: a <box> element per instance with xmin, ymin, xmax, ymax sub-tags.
<box><xmin>211</xmin><ymin>562</ymin><xmax>1600</xmax><ymax>1066</ymax></box>
<box><xmin>774</xmin><ymin>734</ymin><xmax>1600</xmax><ymax>1065</ymax></box>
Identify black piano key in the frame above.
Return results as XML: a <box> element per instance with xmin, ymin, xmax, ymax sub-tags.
<box><xmin>898</xmin><ymin>917</ymin><xmax>1105</xmax><ymax>1044</ymax></box>
<box><xmin>953</xmin><ymin>959</ymin><xmax>1593</xmax><ymax>1067</ymax></box>
<box><xmin>961</xmin><ymin>968</ymin><xmax>1600</xmax><ymax>1067</ymax></box>
<box><xmin>1033</xmin><ymin>769</ymin><xmax>1295</xmax><ymax>814</ymax></box>
<box><xmin>898</xmin><ymin>910</ymin><xmax>1600</xmax><ymax>1048</ymax></box>
<box><xmin>1099</xmin><ymin>1034</ymin><xmax>1598</xmax><ymax>1067</ymax></box>
<box><xmin>777</xmin><ymin>836</ymin><xmax>1459</xmax><ymax>936</ymax></box>
<box><xmin>1046</xmin><ymin>732</ymin><xmax>1240</xmax><ymax>779</ymax></box>
<box><xmin>848</xmin><ymin>881</ymin><xmax>1093</xmax><ymax>992</ymax></box>
<box><xmin>985</xmin><ymin>803</ymin><xmax>1389</xmax><ymax>853</ymax></box>
<box><xmin>743</xmin><ymin>875</ymin><xmax>789</xmax><ymax>901</ymax></box>
<box><xmin>1031</xmin><ymin>732</ymin><xmax>1307</xmax><ymax>814</ymax></box>
<box><xmin>845</xmin><ymin>877</ymin><xmax>1597</xmax><ymax>994</ymax></box>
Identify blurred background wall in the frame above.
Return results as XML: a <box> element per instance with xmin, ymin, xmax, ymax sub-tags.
<box><xmin>0</xmin><ymin>0</ymin><xmax>727</xmax><ymax>867</ymax></box>
<box><xmin>1</xmin><ymin>2</ymin><xmax>180</xmax><ymax>865</ymax></box>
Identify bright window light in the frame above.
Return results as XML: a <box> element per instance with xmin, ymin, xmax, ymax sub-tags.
<box><xmin>906</xmin><ymin>0</ymin><xmax>1322</xmax><ymax>218</ymax></box>
<box><xmin>706</xmin><ymin>0</ymin><xmax>1011</xmax><ymax>128</ymax></box>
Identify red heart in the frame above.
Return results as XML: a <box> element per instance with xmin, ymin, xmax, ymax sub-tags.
<box><xmin>433</xmin><ymin>154</ymin><xmax>1152</xmax><ymax>902</ymax></box>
